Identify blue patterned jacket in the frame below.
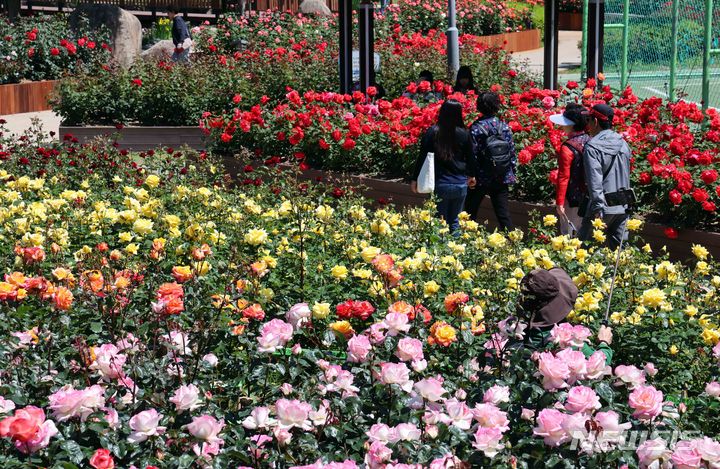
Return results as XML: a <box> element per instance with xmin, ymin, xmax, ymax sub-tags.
<box><xmin>470</xmin><ymin>116</ymin><xmax>517</xmax><ymax>186</ymax></box>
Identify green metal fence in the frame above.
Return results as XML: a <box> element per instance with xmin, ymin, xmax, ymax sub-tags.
<box><xmin>595</xmin><ymin>0</ymin><xmax>720</xmax><ymax>109</ymax></box>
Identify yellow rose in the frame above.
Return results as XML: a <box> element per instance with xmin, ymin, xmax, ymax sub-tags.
<box><xmin>361</xmin><ymin>246</ymin><xmax>381</xmax><ymax>263</ymax></box>
<box><xmin>118</xmin><ymin>232</ymin><xmax>134</xmax><ymax>243</ymax></box>
<box><xmin>591</xmin><ymin>218</ymin><xmax>606</xmax><ymax>229</ymax></box>
<box><xmin>312</xmin><ymin>302</ymin><xmax>331</xmax><ymax>319</ymax></box>
<box><xmin>125</xmin><ymin>243</ymin><xmax>139</xmax><ymax>255</ymax></box>
<box><xmin>132</xmin><ymin>218</ymin><xmax>154</xmax><ymax>235</ymax></box>
<box><xmin>315</xmin><ymin>204</ymin><xmax>334</xmax><ymax>221</ymax></box>
<box><xmin>331</xmin><ymin>265</ymin><xmax>348</xmax><ymax>280</ymax></box>
<box><xmin>543</xmin><ymin>214</ymin><xmax>558</xmax><ymax>227</ymax></box>
<box><xmin>669</xmin><ymin>345</ymin><xmax>679</xmax><ymax>355</ymax></box>
<box><xmin>487</xmin><ymin>232</ymin><xmax>507</xmax><ymax>249</ymax></box>
<box><xmin>593</xmin><ymin>229</ymin><xmax>606</xmax><ymax>243</ymax></box>
<box><xmin>352</xmin><ymin>268</ymin><xmax>373</xmax><ymax>280</ymax></box>
<box><xmin>701</xmin><ymin>328</ymin><xmax>720</xmax><ymax>345</ymax></box>
<box><xmin>244</xmin><ymin>228</ymin><xmax>268</xmax><ymax>246</ymax></box>
<box><xmin>692</xmin><ymin>244</ymin><xmax>709</xmax><ymax>260</ymax></box>
<box><xmin>145</xmin><ymin>174</ymin><xmax>161</xmax><ymax>188</ymax></box>
<box><xmin>684</xmin><ymin>305</ymin><xmax>698</xmax><ymax>317</ymax></box>
<box><xmin>424</xmin><ymin>280</ymin><xmax>440</xmax><ymax>296</ymax></box>
<box><xmin>626</xmin><ymin>219</ymin><xmax>643</xmax><ymax>231</ymax></box>
<box><xmin>696</xmin><ymin>261</ymin><xmax>710</xmax><ymax>275</ymax></box>
<box><xmin>330</xmin><ymin>320</ymin><xmax>354</xmax><ymax>336</ymax></box>
<box><xmin>640</xmin><ymin>288</ymin><xmax>667</xmax><ymax>308</ymax></box>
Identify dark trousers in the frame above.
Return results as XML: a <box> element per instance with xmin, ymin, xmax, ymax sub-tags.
<box><xmin>465</xmin><ymin>182</ymin><xmax>514</xmax><ymax>231</ymax></box>
<box><xmin>435</xmin><ymin>184</ymin><xmax>468</xmax><ymax>233</ymax></box>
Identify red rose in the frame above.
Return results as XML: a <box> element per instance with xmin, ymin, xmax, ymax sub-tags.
<box><xmin>220</xmin><ymin>133</ymin><xmax>232</xmax><ymax>143</ymax></box>
<box><xmin>507</xmin><ymin>69</ymin><xmax>517</xmax><ymax>78</ymax></box>
<box><xmin>27</xmin><ymin>48</ymin><xmax>35</xmax><ymax>58</ymax></box>
<box><xmin>87</xmin><ymin>41</ymin><xmax>96</xmax><ymax>49</ymax></box>
<box><xmin>638</xmin><ymin>172</ymin><xmax>652</xmax><ymax>185</ymax></box>
<box><xmin>701</xmin><ymin>169</ymin><xmax>718</xmax><ymax>184</ymax></box>
<box><xmin>89</xmin><ymin>449</ymin><xmax>115</xmax><ymax>469</ymax></box>
<box><xmin>367</xmin><ymin>86</ymin><xmax>377</xmax><ymax>97</ymax></box>
<box><xmin>331</xmin><ymin>130</ymin><xmax>342</xmax><ymax>142</ymax></box>
<box><xmin>418</xmin><ymin>81</ymin><xmax>431</xmax><ymax>93</ymax></box>
<box><xmin>664</xmin><ymin>227</ymin><xmax>679</xmax><ymax>239</ymax></box>
<box><xmin>668</xmin><ymin>190</ymin><xmax>683</xmax><ymax>205</ymax></box>
<box><xmin>50</xmin><ymin>47</ymin><xmax>60</xmax><ymax>56</ymax></box>
<box><xmin>318</xmin><ymin>138</ymin><xmax>330</xmax><ymax>150</ymax></box>
<box><xmin>518</xmin><ymin>149</ymin><xmax>532</xmax><ymax>165</ymax></box>
<box><xmin>587</xmin><ymin>78</ymin><xmax>597</xmax><ymax>88</ymax></box>
<box><xmin>232</xmin><ymin>94</ymin><xmax>242</xmax><ymax>104</ymax></box>
<box><xmin>702</xmin><ymin>201</ymin><xmax>716</xmax><ymax>212</ymax></box>
<box><xmin>342</xmin><ymin>138</ymin><xmax>356</xmax><ymax>151</ymax></box>
<box><xmin>692</xmin><ymin>188</ymin><xmax>709</xmax><ymax>203</ymax></box>
<box><xmin>352</xmin><ymin>300</ymin><xmax>375</xmax><ymax>321</ymax></box>
<box><xmin>566</xmin><ymin>81</ymin><xmax>579</xmax><ymax>90</ymax></box>
<box><xmin>336</xmin><ymin>300</ymin><xmax>354</xmax><ymax>319</ymax></box>
<box><xmin>131</xmin><ymin>78</ymin><xmax>142</xmax><ymax>87</ymax></box>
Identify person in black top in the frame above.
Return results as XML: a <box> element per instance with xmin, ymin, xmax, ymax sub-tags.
<box><xmin>411</xmin><ymin>100</ymin><xmax>477</xmax><ymax>232</ymax></box>
<box><xmin>167</xmin><ymin>5</ymin><xmax>191</xmax><ymax>63</ymax></box>
<box><xmin>453</xmin><ymin>66</ymin><xmax>476</xmax><ymax>94</ymax></box>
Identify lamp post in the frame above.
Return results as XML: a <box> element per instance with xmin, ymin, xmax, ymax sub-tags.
<box><xmin>447</xmin><ymin>0</ymin><xmax>460</xmax><ymax>79</ymax></box>
<box><xmin>338</xmin><ymin>0</ymin><xmax>353</xmax><ymax>94</ymax></box>
<box><xmin>359</xmin><ymin>0</ymin><xmax>375</xmax><ymax>93</ymax></box>
<box><xmin>544</xmin><ymin>0</ymin><xmax>559</xmax><ymax>89</ymax></box>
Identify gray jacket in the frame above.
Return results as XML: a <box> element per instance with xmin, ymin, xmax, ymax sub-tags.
<box><xmin>582</xmin><ymin>129</ymin><xmax>631</xmax><ymax>216</ymax></box>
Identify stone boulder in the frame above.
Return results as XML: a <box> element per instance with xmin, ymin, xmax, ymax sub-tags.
<box><xmin>69</xmin><ymin>5</ymin><xmax>142</xmax><ymax>68</ymax></box>
<box><xmin>299</xmin><ymin>0</ymin><xmax>332</xmax><ymax>16</ymax></box>
<box><xmin>141</xmin><ymin>40</ymin><xmax>175</xmax><ymax>61</ymax></box>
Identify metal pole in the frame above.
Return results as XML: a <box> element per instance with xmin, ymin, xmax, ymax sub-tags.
<box><xmin>447</xmin><ymin>0</ymin><xmax>460</xmax><ymax>78</ymax></box>
<box><xmin>620</xmin><ymin>0</ymin><xmax>630</xmax><ymax>89</ymax></box>
<box><xmin>544</xmin><ymin>0</ymin><xmax>559</xmax><ymax>90</ymax></box>
<box><xmin>587</xmin><ymin>0</ymin><xmax>605</xmax><ymax>81</ymax></box>
<box><xmin>338</xmin><ymin>0</ymin><xmax>353</xmax><ymax>94</ymax></box>
<box><xmin>581</xmin><ymin>0</ymin><xmax>590</xmax><ymax>80</ymax></box>
<box><xmin>359</xmin><ymin>0</ymin><xmax>375</xmax><ymax>93</ymax></box>
<box><xmin>702</xmin><ymin>0</ymin><xmax>714</xmax><ymax>110</ymax></box>
<box><xmin>669</xmin><ymin>0</ymin><xmax>679</xmax><ymax>101</ymax></box>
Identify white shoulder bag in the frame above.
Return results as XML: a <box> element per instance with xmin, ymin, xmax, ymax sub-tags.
<box><xmin>416</xmin><ymin>152</ymin><xmax>435</xmax><ymax>194</ymax></box>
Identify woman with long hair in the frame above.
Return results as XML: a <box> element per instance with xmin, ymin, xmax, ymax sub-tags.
<box><xmin>411</xmin><ymin>100</ymin><xmax>477</xmax><ymax>232</ymax></box>
<box><xmin>453</xmin><ymin>66</ymin><xmax>476</xmax><ymax>94</ymax></box>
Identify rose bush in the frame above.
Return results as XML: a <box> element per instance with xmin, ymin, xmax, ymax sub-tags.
<box><xmin>0</xmin><ymin>125</ymin><xmax>718</xmax><ymax>467</ymax></box>
<box><xmin>0</xmin><ymin>14</ymin><xmax>111</xmax><ymax>85</ymax></box>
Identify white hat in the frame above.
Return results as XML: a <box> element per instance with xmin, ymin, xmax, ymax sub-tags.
<box><xmin>549</xmin><ymin>113</ymin><xmax>576</xmax><ymax>126</ymax></box>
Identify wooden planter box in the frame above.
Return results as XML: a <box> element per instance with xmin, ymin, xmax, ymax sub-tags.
<box><xmin>0</xmin><ymin>80</ymin><xmax>58</xmax><ymax>115</ymax></box>
<box><xmin>476</xmin><ymin>29</ymin><xmax>541</xmax><ymax>53</ymax></box>
<box><xmin>234</xmin><ymin>163</ymin><xmax>720</xmax><ymax>261</ymax></box>
<box><xmin>57</xmin><ymin>125</ymin><xmax>206</xmax><ymax>151</ymax></box>
<box><xmin>559</xmin><ymin>12</ymin><xmax>583</xmax><ymax>31</ymax></box>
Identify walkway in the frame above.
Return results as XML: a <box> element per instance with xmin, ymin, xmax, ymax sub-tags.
<box><xmin>512</xmin><ymin>30</ymin><xmax>582</xmax><ymax>80</ymax></box>
<box><xmin>1</xmin><ymin>110</ymin><xmax>61</xmax><ymax>138</ymax></box>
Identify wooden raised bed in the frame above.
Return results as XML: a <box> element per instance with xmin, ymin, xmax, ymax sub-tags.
<box><xmin>242</xmin><ymin>164</ymin><xmax>720</xmax><ymax>261</ymax></box>
<box><xmin>559</xmin><ymin>12</ymin><xmax>583</xmax><ymax>31</ymax></box>
<box><xmin>0</xmin><ymin>80</ymin><xmax>58</xmax><ymax>115</ymax></box>
<box><xmin>57</xmin><ymin>125</ymin><xmax>206</xmax><ymax>151</ymax></box>
<box><xmin>475</xmin><ymin>29</ymin><xmax>541</xmax><ymax>53</ymax></box>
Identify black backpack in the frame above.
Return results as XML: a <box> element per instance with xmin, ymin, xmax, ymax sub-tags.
<box><xmin>476</xmin><ymin>121</ymin><xmax>513</xmax><ymax>179</ymax></box>
<box><xmin>564</xmin><ymin>134</ymin><xmax>591</xmax><ymax>207</ymax></box>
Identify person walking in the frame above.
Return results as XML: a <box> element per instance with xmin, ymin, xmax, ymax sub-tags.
<box><xmin>453</xmin><ymin>66</ymin><xmax>476</xmax><ymax>94</ymax></box>
<box><xmin>465</xmin><ymin>91</ymin><xmax>516</xmax><ymax>230</ymax></box>
<box><xmin>549</xmin><ymin>103</ymin><xmax>590</xmax><ymax>236</ymax></box>
<box><xmin>411</xmin><ymin>100</ymin><xmax>477</xmax><ymax>232</ymax></box>
<box><xmin>167</xmin><ymin>5</ymin><xmax>192</xmax><ymax>63</ymax></box>
<box><xmin>577</xmin><ymin>104</ymin><xmax>632</xmax><ymax>249</ymax></box>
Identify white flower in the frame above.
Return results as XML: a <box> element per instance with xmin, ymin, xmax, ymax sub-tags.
<box><xmin>128</xmin><ymin>409</ymin><xmax>166</xmax><ymax>443</ymax></box>
<box><xmin>169</xmin><ymin>384</ymin><xmax>202</xmax><ymax>414</ymax></box>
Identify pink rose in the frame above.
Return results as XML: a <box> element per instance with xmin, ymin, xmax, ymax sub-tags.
<box><xmin>564</xmin><ymin>386</ymin><xmax>601</xmax><ymax>414</ymax></box>
<box><xmin>713</xmin><ymin>342</ymin><xmax>720</xmax><ymax>361</ymax></box>
<box><xmin>705</xmin><ymin>381</ymin><xmax>720</xmax><ymax>398</ymax></box>
<box><xmin>48</xmin><ymin>385</ymin><xmax>105</xmax><ymax>422</ymax></box>
<box><xmin>533</xmin><ymin>408</ymin><xmax>569</xmax><ymax>446</ymax></box>
<box><xmin>414</xmin><ymin>378</ymin><xmax>447</xmax><ymax>402</ymax></box>
<box><xmin>482</xmin><ymin>385</ymin><xmax>510</xmax><ymax>405</ymax></box>
<box><xmin>366</xmin><ymin>323</ymin><xmax>386</xmax><ymax>345</ymax></box>
<box><xmin>103</xmin><ymin>407</ymin><xmax>119</xmax><ymax>429</ymax></box>
<box><xmin>472</xmin><ymin>426</ymin><xmax>504</xmax><ymax>458</ymax></box>
<box><xmin>394</xmin><ymin>423</ymin><xmax>421</xmax><ymax>441</ymax></box>
<box><xmin>644</xmin><ymin>362</ymin><xmax>658</xmax><ymax>377</ymax></box>
<box><xmin>628</xmin><ymin>385</ymin><xmax>664</xmax><ymax>421</ymax></box>
<box><xmin>594</xmin><ymin>411</ymin><xmax>631</xmax><ymax>447</ymax></box>
<box><xmin>693</xmin><ymin>437</ymin><xmax>720</xmax><ymax>465</ymax></box>
<box><xmin>614</xmin><ymin>365</ymin><xmax>646</xmax><ymax>389</ymax></box>
<box><xmin>537</xmin><ymin>352</ymin><xmax>570</xmax><ymax>391</ymax></box>
<box><xmin>441</xmin><ymin>398</ymin><xmax>474</xmax><ymax>430</ymax></box>
<box><xmin>273</xmin><ymin>426</ymin><xmax>292</xmax><ymax>446</ymax></box>
<box><xmin>257</xmin><ymin>319</ymin><xmax>294</xmax><ymax>353</ymax></box>
<box><xmin>280</xmin><ymin>383</ymin><xmax>293</xmax><ymax>395</ymax></box>
<box><xmin>542</xmin><ymin>96</ymin><xmax>556</xmax><ymax>109</ymax></box>
<box><xmin>378</xmin><ymin>362</ymin><xmax>413</xmax><ymax>392</ymax></box>
<box><xmin>90</xmin><ymin>344</ymin><xmax>127</xmax><ymax>380</ymax></box>
<box><xmin>383</xmin><ymin>312</ymin><xmax>410</xmax><ymax>336</ymax></box>
<box><xmin>347</xmin><ymin>335</ymin><xmax>372</xmax><ymax>363</ymax></box>
<box><xmin>670</xmin><ymin>440</ymin><xmax>702</xmax><ymax>469</ymax></box>
<box><xmin>549</xmin><ymin>323</ymin><xmax>590</xmax><ymax>347</ymax></box>
<box><xmin>242</xmin><ymin>406</ymin><xmax>275</xmax><ymax>430</ymax></box>
<box><xmin>472</xmin><ymin>403</ymin><xmax>510</xmax><ymax>432</ymax></box>
<box><xmin>637</xmin><ymin>438</ymin><xmax>670</xmax><ymax>468</ymax></box>
<box><xmin>429</xmin><ymin>455</ymin><xmax>464</xmax><ymax>469</ymax></box>
<box><xmin>128</xmin><ymin>409</ymin><xmax>165</xmax><ymax>443</ymax></box>
<box><xmin>521</xmin><ymin>408</ymin><xmax>535</xmax><ymax>421</ymax></box>
<box><xmin>365</xmin><ymin>440</ymin><xmax>392</xmax><ymax>468</ymax></box>
<box><xmin>275</xmin><ymin>399</ymin><xmax>312</xmax><ymax>430</ymax></box>
<box><xmin>0</xmin><ymin>396</ymin><xmax>16</xmax><ymax>415</ymax></box>
<box><xmin>202</xmin><ymin>353</ymin><xmax>218</xmax><ymax>367</ymax></box>
<box><xmin>186</xmin><ymin>415</ymin><xmax>225</xmax><ymax>444</ymax></box>
<box><xmin>396</xmin><ymin>337</ymin><xmax>423</xmax><ymax>362</ymax></box>
<box><xmin>366</xmin><ymin>423</ymin><xmax>399</xmax><ymax>444</ymax></box>
<box><xmin>585</xmin><ymin>351</ymin><xmax>611</xmax><ymax>380</ymax></box>
<box><xmin>169</xmin><ymin>384</ymin><xmax>202</xmax><ymax>414</ymax></box>
<box><xmin>560</xmin><ymin>412</ymin><xmax>589</xmax><ymax>442</ymax></box>
<box><xmin>556</xmin><ymin>349</ymin><xmax>587</xmax><ymax>384</ymax></box>
<box><xmin>285</xmin><ymin>303</ymin><xmax>311</xmax><ymax>329</ymax></box>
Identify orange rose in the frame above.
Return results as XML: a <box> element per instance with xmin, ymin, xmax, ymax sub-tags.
<box><xmin>157</xmin><ymin>282</ymin><xmax>184</xmax><ymax>301</ymax></box>
<box><xmin>429</xmin><ymin>321</ymin><xmax>457</xmax><ymax>347</ymax></box>
<box><xmin>84</xmin><ymin>270</ymin><xmax>104</xmax><ymax>293</ymax></box>
<box><xmin>582</xmin><ymin>87</ymin><xmax>594</xmax><ymax>98</ymax></box>
<box><xmin>5</xmin><ymin>272</ymin><xmax>26</xmax><ymax>287</ymax></box>
<box><xmin>164</xmin><ymin>297</ymin><xmax>184</xmax><ymax>315</ymax></box>
<box><xmin>371</xmin><ymin>254</ymin><xmax>394</xmax><ymax>274</ymax></box>
<box><xmin>53</xmin><ymin>286</ymin><xmax>74</xmax><ymax>311</ymax></box>
<box><xmin>250</xmin><ymin>260</ymin><xmax>269</xmax><ymax>277</ymax></box>
<box><xmin>113</xmin><ymin>275</ymin><xmax>130</xmax><ymax>290</ymax></box>
<box><xmin>388</xmin><ymin>301</ymin><xmax>414</xmax><ymax>316</ymax></box>
<box><xmin>171</xmin><ymin>266</ymin><xmax>193</xmax><ymax>283</ymax></box>
<box><xmin>0</xmin><ymin>282</ymin><xmax>17</xmax><ymax>301</ymax></box>
<box><xmin>443</xmin><ymin>292</ymin><xmax>469</xmax><ymax>313</ymax></box>
<box><xmin>330</xmin><ymin>320</ymin><xmax>354</xmax><ymax>337</ymax></box>
<box><xmin>242</xmin><ymin>303</ymin><xmax>265</xmax><ymax>321</ymax></box>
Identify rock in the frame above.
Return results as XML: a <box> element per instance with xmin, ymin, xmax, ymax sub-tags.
<box><xmin>69</xmin><ymin>5</ymin><xmax>142</xmax><ymax>68</ymax></box>
<box><xmin>299</xmin><ymin>0</ymin><xmax>332</xmax><ymax>16</ymax></box>
<box><xmin>141</xmin><ymin>40</ymin><xmax>175</xmax><ymax>61</ymax></box>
